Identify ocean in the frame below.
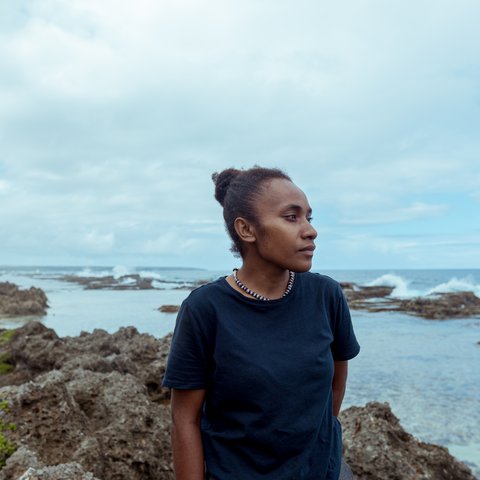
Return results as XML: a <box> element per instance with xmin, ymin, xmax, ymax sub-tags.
<box><xmin>1</xmin><ymin>266</ymin><xmax>479</xmax><ymax>478</ymax></box>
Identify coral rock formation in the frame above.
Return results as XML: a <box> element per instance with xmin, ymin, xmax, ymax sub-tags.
<box><xmin>0</xmin><ymin>323</ymin><xmax>475</xmax><ymax>480</ymax></box>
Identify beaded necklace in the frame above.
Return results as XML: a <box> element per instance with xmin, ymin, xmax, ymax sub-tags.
<box><xmin>232</xmin><ymin>268</ymin><xmax>295</xmax><ymax>301</ymax></box>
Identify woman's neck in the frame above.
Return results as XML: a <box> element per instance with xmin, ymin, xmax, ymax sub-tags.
<box><xmin>231</xmin><ymin>262</ymin><xmax>291</xmax><ymax>300</ymax></box>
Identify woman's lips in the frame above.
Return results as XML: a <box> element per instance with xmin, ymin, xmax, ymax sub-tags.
<box><xmin>299</xmin><ymin>245</ymin><xmax>315</xmax><ymax>256</ymax></box>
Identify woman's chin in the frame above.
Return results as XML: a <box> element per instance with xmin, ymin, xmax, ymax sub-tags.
<box><xmin>291</xmin><ymin>261</ymin><xmax>313</xmax><ymax>273</ymax></box>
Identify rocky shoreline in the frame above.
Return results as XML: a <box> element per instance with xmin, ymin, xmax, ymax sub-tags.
<box><xmin>339</xmin><ymin>282</ymin><xmax>480</xmax><ymax>319</ymax></box>
<box><xmin>57</xmin><ymin>274</ymin><xmax>205</xmax><ymax>291</ymax></box>
<box><xmin>50</xmin><ymin>273</ymin><xmax>480</xmax><ymax>320</ymax></box>
<box><xmin>0</xmin><ymin>322</ymin><xmax>476</xmax><ymax>480</ymax></box>
<box><xmin>3</xmin><ymin>277</ymin><xmax>480</xmax><ymax>321</ymax></box>
<box><xmin>0</xmin><ymin>284</ymin><xmax>48</xmax><ymax>318</ymax></box>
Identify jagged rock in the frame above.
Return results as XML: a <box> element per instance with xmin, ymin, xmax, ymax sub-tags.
<box><xmin>0</xmin><ymin>446</ymin><xmax>99</xmax><ymax>479</ymax></box>
<box><xmin>0</xmin><ymin>322</ymin><xmax>171</xmax><ymax>399</ymax></box>
<box><xmin>0</xmin><ymin>323</ymin><xmax>475</xmax><ymax>480</ymax></box>
<box><xmin>0</xmin><ymin>284</ymin><xmax>48</xmax><ymax>317</ymax></box>
<box><xmin>0</xmin><ymin>322</ymin><xmax>173</xmax><ymax>480</ymax></box>
<box><xmin>340</xmin><ymin>402</ymin><xmax>476</xmax><ymax>480</ymax></box>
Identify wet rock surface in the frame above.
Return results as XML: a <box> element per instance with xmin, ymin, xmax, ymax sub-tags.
<box><xmin>340</xmin><ymin>283</ymin><xmax>480</xmax><ymax>319</ymax></box>
<box><xmin>158</xmin><ymin>305</ymin><xmax>180</xmax><ymax>313</ymax></box>
<box><xmin>59</xmin><ymin>274</ymin><xmax>206</xmax><ymax>291</ymax></box>
<box><xmin>340</xmin><ymin>401</ymin><xmax>476</xmax><ymax>479</ymax></box>
<box><xmin>0</xmin><ymin>283</ymin><xmax>48</xmax><ymax>318</ymax></box>
<box><xmin>60</xmin><ymin>274</ymin><xmax>155</xmax><ymax>290</ymax></box>
<box><xmin>0</xmin><ymin>322</ymin><xmax>476</xmax><ymax>479</ymax></box>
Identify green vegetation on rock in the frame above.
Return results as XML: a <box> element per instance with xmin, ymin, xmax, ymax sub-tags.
<box><xmin>0</xmin><ymin>399</ymin><xmax>16</xmax><ymax>468</ymax></box>
<box><xmin>0</xmin><ymin>357</ymin><xmax>13</xmax><ymax>375</ymax></box>
<box><xmin>0</xmin><ymin>330</ymin><xmax>16</xmax><ymax>346</ymax></box>
<box><xmin>0</xmin><ymin>330</ymin><xmax>15</xmax><ymax>375</ymax></box>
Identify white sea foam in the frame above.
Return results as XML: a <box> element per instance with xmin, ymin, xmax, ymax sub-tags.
<box><xmin>112</xmin><ymin>265</ymin><xmax>132</xmax><ymax>279</ymax></box>
<box><xmin>365</xmin><ymin>273</ymin><xmax>480</xmax><ymax>299</ymax></box>
<box><xmin>152</xmin><ymin>280</ymin><xmax>194</xmax><ymax>290</ymax></box>
<box><xmin>75</xmin><ymin>267</ymin><xmax>112</xmax><ymax>278</ymax></box>
<box><xmin>138</xmin><ymin>270</ymin><xmax>166</xmax><ymax>281</ymax></box>
<box><xmin>366</xmin><ymin>273</ymin><xmax>419</xmax><ymax>298</ymax></box>
<box><xmin>426</xmin><ymin>276</ymin><xmax>480</xmax><ymax>297</ymax></box>
<box><xmin>74</xmin><ymin>265</ymin><xmax>133</xmax><ymax>279</ymax></box>
<box><xmin>117</xmin><ymin>277</ymin><xmax>137</xmax><ymax>286</ymax></box>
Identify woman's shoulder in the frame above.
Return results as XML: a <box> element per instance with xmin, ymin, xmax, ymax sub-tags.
<box><xmin>182</xmin><ymin>276</ymin><xmax>229</xmax><ymax>308</ymax></box>
<box><xmin>300</xmin><ymin>271</ymin><xmax>343</xmax><ymax>292</ymax></box>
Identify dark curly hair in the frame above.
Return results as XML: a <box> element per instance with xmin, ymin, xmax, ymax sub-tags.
<box><xmin>212</xmin><ymin>166</ymin><xmax>291</xmax><ymax>256</ymax></box>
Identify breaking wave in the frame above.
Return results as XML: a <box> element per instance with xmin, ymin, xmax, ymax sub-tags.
<box><xmin>426</xmin><ymin>277</ymin><xmax>480</xmax><ymax>297</ymax></box>
<box><xmin>366</xmin><ymin>274</ymin><xmax>419</xmax><ymax>298</ymax></box>
<box><xmin>366</xmin><ymin>273</ymin><xmax>480</xmax><ymax>299</ymax></box>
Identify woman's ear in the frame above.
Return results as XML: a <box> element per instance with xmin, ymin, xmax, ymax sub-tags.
<box><xmin>234</xmin><ymin>217</ymin><xmax>256</xmax><ymax>244</ymax></box>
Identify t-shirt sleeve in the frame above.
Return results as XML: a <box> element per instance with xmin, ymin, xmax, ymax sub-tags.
<box><xmin>330</xmin><ymin>285</ymin><xmax>360</xmax><ymax>361</ymax></box>
<box><xmin>162</xmin><ymin>299</ymin><xmax>213</xmax><ymax>389</ymax></box>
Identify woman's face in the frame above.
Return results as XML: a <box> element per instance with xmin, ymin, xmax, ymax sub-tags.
<box><xmin>250</xmin><ymin>178</ymin><xmax>317</xmax><ymax>273</ymax></box>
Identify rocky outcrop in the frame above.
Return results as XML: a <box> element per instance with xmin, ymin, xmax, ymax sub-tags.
<box><xmin>57</xmin><ymin>274</ymin><xmax>480</xmax><ymax>320</ymax></box>
<box><xmin>1</xmin><ymin>447</ymin><xmax>100</xmax><ymax>479</ymax></box>
<box><xmin>396</xmin><ymin>291</ymin><xmax>480</xmax><ymax>319</ymax></box>
<box><xmin>0</xmin><ymin>322</ymin><xmax>173</xmax><ymax>480</ymax></box>
<box><xmin>156</xmin><ymin>284</ymin><xmax>480</xmax><ymax>320</ymax></box>
<box><xmin>0</xmin><ymin>323</ymin><xmax>476</xmax><ymax>480</ymax></box>
<box><xmin>340</xmin><ymin>283</ymin><xmax>480</xmax><ymax>319</ymax></box>
<box><xmin>0</xmin><ymin>283</ymin><xmax>48</xmax><ymax>317</ymax></box>
<box><xmin>158</xmin><ymin>305</ymin><xmax>180</xmax><ymax>313</ymax></box>
<box><xmin>59</xmin><ymin>274</ymin><xmax>206</xmax><ymax>291</ymax></box>
<box><xmin>60</xmin><ymin>274</ymin><xmax>155</xmax><ymax>290</ymax></box>
<box><xmin>340</xmin><ymin>402</ymin><xmax>476</xmax><ymax>479</ymax></box>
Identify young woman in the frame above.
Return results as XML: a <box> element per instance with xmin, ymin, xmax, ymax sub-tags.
<box><xmin>162</xmin><ymin>166</ymin><xmax>360</xmax><ymax>480</ymax></box>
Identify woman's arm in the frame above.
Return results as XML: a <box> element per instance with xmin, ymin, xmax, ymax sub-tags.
<box><xmin>332</xmin><ymin>360</ymin><xmax>348</xmax><ymax>417</ymax></box>
<box><xmin>170</xmin><ymin>388</ymin><xmax>207</xmax><ymax>480</ymax></box>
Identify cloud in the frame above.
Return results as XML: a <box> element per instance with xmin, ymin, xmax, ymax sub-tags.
<box><xmin>334</xmin><ymin>232</ymin><xmax>480</xmax><ymax>268</ymax></box>
<box><xmin>141</xmin><ymin>232</ymin><xmax>199</xmax><ymax>255</ymax></box>
<box><xmin>470</xmin><ymin>191</ymin><xmax>480</xmax><ymax>202</ymax></box>
<box><xmin>0</xmin><ymin>179</ymin><xmax>11</xmax><ymax>194</ymax></box>
<box><xmin>1</xmin><ymin>0</ymin><xmax>479</xmax><ymax>268</ymax></box>
<box><xmin>82</xmin><ymin>230</ymin><xmax>115</xmax><ymax>252</ymax></box>
<box><xmin>340</xmin><ymin>202</ymin><xmax>448</xmax><ymax>225</ymax></box>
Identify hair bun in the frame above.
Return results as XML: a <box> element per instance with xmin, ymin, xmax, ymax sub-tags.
<box><xmin>212</xmin><ymin>168</ymin><xmax>241</xmax><ymax>206</ymax></box>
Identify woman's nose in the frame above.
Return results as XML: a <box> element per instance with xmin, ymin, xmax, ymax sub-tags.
<box><xmin>303</xmin><ymin>221</ymin><xmax>317</xmax><ymax>239</ymax></box>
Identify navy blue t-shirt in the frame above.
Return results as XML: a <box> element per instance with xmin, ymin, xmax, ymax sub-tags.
<box><xmin>162</xmin><ymin>272</ymin><xmax>360</xmax><ymax>480</ymax></box>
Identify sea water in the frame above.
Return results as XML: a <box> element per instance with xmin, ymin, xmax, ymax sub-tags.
<box><xmin>1</xmin><ymin>266</ymin><xmax>479</xmax><ymax>477</ymax></box>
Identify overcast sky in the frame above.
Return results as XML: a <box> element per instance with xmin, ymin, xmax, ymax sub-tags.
<box><xmin>1</xmin><ymin>0</ymin><xmax>479</xmax><ymax>270</ymax></box>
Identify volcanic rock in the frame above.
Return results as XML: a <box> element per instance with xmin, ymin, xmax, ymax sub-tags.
<box><xmin>0</xmin><ymin>283</ymin><xmax>48</xmax><ymax>317</ymax></box>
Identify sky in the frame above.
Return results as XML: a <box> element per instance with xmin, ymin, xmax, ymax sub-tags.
<box><xmin>0</xmin><ymin>0</ymin><xmax>479</xmax><ymax>270</ymax></box>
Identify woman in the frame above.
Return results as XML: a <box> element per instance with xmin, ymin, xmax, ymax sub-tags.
<box><xmin>162</xmin><ymin>166</ymin><xmax>360</xmax><ymax>480</ymax></box>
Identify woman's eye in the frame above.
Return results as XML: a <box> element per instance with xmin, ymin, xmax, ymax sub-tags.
<box><xmin>285</xmin><ymin>215</ymin><xmax>297</xmax><ymax>221</ymax></box>
<box><xmin>307</xmin><ymin>217</ymin><xmax>313</xmax><ymax>223</ymax></box>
